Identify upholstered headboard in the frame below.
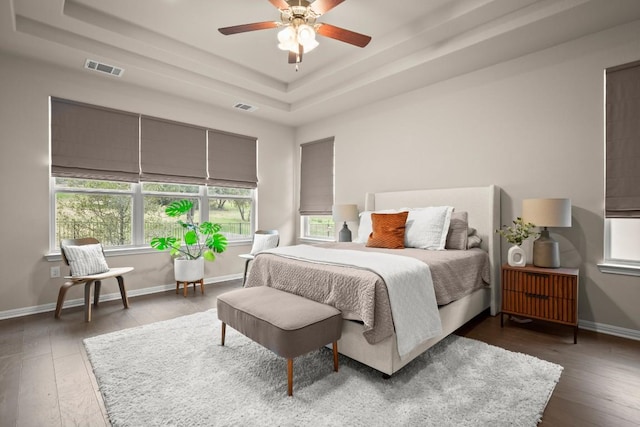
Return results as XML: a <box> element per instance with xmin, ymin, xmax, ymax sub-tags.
<box><xmin>364</xmin><ymin>185</ymin><xmax>501</xmax><ymax>315</ymax></box>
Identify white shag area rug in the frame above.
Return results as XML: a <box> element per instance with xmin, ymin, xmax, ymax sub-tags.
<box><xmin>84</xmin><ymin>309</ymin><xmax>562</xmax><ymax>427</ymax></box>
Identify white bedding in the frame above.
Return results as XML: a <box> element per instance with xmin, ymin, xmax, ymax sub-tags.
<box><xmin>262</xmin><ymin>245</ymin><xmax>443</xmax><ymax>359</ymax></box>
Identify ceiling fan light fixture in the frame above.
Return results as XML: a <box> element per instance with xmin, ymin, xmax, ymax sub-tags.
<box><xmin>297</xmin><ymin>24</ymin><xmax>315</xmax><ymax>44</ymax></box>
<box><xmin>301</xmin><ymin>38</ymin><xmax>319</xmax><ymax>53</ymax></box>
<box><xmin>277</xmin><ymin>26</ymin><xmax>294</xmax><ymax>43</ymax></box>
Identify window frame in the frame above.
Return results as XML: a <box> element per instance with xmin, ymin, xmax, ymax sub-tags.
<box><xmin>300</xmin><ymin>215</ymin><xmax>335</xmax><ymax>241</ymax></box>
<box><xmin>48</xmin><ymin>178</ymin><xmax>254</xmax><ymax>259</ymax></box>
<box><xmin>599</xmin><ymin>218</ymin><xmax>640</xmax><ymax>277</ymax></box>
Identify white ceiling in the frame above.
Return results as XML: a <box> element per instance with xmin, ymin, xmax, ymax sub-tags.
<box><xmin>2</xmin><ymin>0</ymin><xmax>640</xmax><ymax>126</ymax></box>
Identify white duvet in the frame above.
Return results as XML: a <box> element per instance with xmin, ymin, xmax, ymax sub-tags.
<box><xmin>262</xmin><ymin>245</ymin><xmax>443</xmax><ymax>359</ymax></box>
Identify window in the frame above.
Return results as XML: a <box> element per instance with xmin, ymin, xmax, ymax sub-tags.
<box><xmin>54</xmin><ymin>178</ymin><xmax>133</xmax><ymax>247</ymax></box>
<box><xmin>602</xmin><ymin>60</ymin><xmax>640</xmax><ymax>274</ymax></box>
<box><xmin>299</xmin><ymin>138</ymin><xmax>335</xmax><ymax>240</ymax></box>
<box><xmin>52</xmin><ymin>179</ymin><xmax>253</xmax><ymax>251</ymax></box>
<box><xmin>49</xmin><ymin>97</ymin><xmax>258</xmax><ymax>253</ymax></box>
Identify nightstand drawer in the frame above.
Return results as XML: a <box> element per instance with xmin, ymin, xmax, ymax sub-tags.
<box><xmin>502</xmin><ymin>268</ymin><xmax>577</xmax><ymax>299</ymax></box>
<box><xmin>502</xmin><ymin>290</ymin><xmax>576</xmax><ymax>324</ymax></box>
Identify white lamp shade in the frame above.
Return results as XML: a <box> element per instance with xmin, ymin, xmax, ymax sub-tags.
<box><xmin>332</xmin><ymin>204</ymin><xmax>359</xmax><ymax>222</ymax></box>
<box><xmin>522</xmin><ymin>198</ymin><xmax>572</xmax><ymax>227</ymax></box>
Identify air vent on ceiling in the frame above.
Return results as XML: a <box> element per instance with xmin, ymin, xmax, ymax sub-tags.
<box><xmin>84</xmin><ymin>59</ymin><xmax>125</xmax><ymax>77</ymax></box>
<box><xmin>233</xmin><ymin>102</ymin><xmax>258</xmax><ymax>112</ymax></box>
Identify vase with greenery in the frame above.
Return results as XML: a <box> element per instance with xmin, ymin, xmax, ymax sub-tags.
<box><xmin>496</xmin><ymin>217</ymin><xmax>538</xmax><ymax>267</ymax></box>
<box><xmin>150</xmin><ymin>199</ymin><xmax>228</xmax><ymax>280</ymax></box>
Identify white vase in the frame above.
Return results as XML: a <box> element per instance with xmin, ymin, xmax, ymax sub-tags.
<box><xmin>174</xmin><ymin>257</ymin><xmax>204</xmax><ymax>282</ymax></box>
<box><xmin>507</xmin><ymin>245</ymin><xmax>526</xmax><ymax>267</ymax></box>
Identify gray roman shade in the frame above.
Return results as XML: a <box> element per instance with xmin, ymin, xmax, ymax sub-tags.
<box><xmin>299</xmin><ymin>137</ymin><xmax>334</xmax><ymax>215</ymax></box>
<box><xmin>51</xmin><ymin>98</ymin><xmax>139</xmax><ymax>182</ymax></box>
<box><xmin>140</xmin><ymin>116</ymin><xmax>207</xmax><ymax>185</ymax></box>
<box><xmin>208</xmin><ymin>130</ymin><xmax>258</xmax><ymax>188</ymax></box>
<box><xmin>606</xmin><ymin>60</ymin><xmax>640</xmax><ymax>218</ymax></box>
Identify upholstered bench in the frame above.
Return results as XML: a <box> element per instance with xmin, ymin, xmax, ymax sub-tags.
<box><xmin>217</xmin><ymin>286</ymin><xmax>342</xmax><ymax>397</ymax></box>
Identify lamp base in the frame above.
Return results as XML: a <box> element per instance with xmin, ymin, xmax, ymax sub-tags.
<box><xmin>533</xmin><ymin>229</ymin><xmax>560</xmax><ymax>268</ymax></box>
<box><xmin>338</xmin><ymin>222</ymin><xmax>352</xmax><ymax>242</ymax></box>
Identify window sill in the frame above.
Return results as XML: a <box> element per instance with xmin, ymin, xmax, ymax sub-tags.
<box><xmin>298</xmin><ymin>237</ymin><xmax>335</xmax><ymax>244</ymax></box>
<box><xmin>597</xmin><ymin>262</ymin><xmax>640</xmax><ymax>277</ymax></box>
<box><xmin>45</xmin><ymin>239</ymin><xmax>251</xmax><ymax>262</ymax></box>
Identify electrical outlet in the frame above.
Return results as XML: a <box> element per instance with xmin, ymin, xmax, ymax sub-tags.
<box><xmin>50</xmin><ymin>266</ymin><xmax>60</xmax><ymax>278</ymax></box>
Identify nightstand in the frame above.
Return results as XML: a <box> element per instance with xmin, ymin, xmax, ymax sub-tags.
<box><xmin>501</xmin><ymin>264</ymin><xmax>579</xmax><ymax>343</ymax></box>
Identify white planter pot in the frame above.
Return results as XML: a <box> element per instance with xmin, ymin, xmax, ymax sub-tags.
<box><xmin>174</xmin><ymin>257</ymin><xmax>204</xmax><ymax>282</ymax></box>
<box><xmin>507</xmin><ymin>245</ymin><xmax>526</xmax><ymax>267</ymax></box>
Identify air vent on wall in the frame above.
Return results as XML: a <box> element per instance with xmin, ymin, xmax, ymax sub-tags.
<box><xmin>233</xmin><ymin>102</ymin><xmax>258</xmax><ymax>112</ymax></box>
<box><xmin>84</xmin><ymin>59</ymin><xmax>124</xmax><ymax>77</ymax></box>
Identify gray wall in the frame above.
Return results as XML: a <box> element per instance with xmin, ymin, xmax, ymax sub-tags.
<box><xmin>296</xmin><ymin>20</ymin><xmax>640</xmax><ymax>333</ymax></box>
<box><xmin>0</xmin><ymin>53</ymin><xmax>295</xmax><ymax>314</ymax></box>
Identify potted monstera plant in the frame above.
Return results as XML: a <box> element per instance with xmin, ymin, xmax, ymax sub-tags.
<box><xmin>150</xmin><ymin>199</ymin><xmax>228</xmax><ymax>282</ymax></box>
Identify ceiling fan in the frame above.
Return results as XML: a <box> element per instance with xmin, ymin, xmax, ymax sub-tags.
<box><xmin>218</xmin><ymin>0</ymin><xmax>372</xmax><ymax>68</ymax></box>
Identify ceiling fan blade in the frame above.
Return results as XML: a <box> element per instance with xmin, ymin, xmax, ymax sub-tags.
<box><xmin>309</xmin><ymin>0</ymin><xmax>346</xmax><ymax>15</ymax></box>
<box><xmin>218</xmin><ymin>21</ymin><xmax>279</xmax><ymax>35</ymax></box>
<box><xmin>269</xmin><ymin>0</ymin><xmax>290</xmax><ymax>10</ymax></box>
<box><xmin>316</xmin><ymin>23</ymin><xmax>371</xmax><ymax>48</ymax></box>
<box><xmin>288</xmin><ymin>44</ymin><xmax>304</xmax><ymax>64</ymax></box>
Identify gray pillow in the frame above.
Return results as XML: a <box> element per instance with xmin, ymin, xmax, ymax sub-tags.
<box><xmin>63</xmin><ymin>243</ymin><xmax>110</xmax><ymax>276</ymax></box>
<box><xmin>445</xmin><ymin>211</ymin><xmax>468</xmax><ymax>250</ymax></box>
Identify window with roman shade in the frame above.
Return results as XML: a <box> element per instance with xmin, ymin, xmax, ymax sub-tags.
<box><xmin>51</xmin><ymin>98</ymin><xmax>139</xmax><ymax>182</ymax></box>
<box><xmin>299</xmin><ymin>137</ymin><xmax>334</xmax><ymax>215</ymax></box>
<box><xmin>605</xmin><ymin>60</ymin><xmax>640</xmax><ymax>218</ymax></box>
<box><xmin>208</xmin><ymin>130</ymin><xmax>258</xmax><ymax>188</ymax></box>
<box><xmin>600</xmin><ymin>59</ymin><xmax>640</xmax><ymax>274</ymax></box>
<box><xmin>140</xmin><ymin>116</ymin><xmax>207</xmax><ymax>185</ymax></box>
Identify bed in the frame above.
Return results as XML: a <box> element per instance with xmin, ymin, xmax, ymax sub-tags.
<box><xmin>246</xmin><ymin>185</ymin><xmax>501</xmax><ymax>375</ymax></box>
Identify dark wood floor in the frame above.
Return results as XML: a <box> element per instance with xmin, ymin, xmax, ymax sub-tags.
<box><xmin>1</xmin><ymin>279</ymin><xmax>638</xmax><ymax>426</ymax></box>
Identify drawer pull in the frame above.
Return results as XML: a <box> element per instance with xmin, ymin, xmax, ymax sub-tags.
<box><xmin>525</xmin><ymin>292</ymin><xmax>549</xmax><ymax>300</ymax></box>
<box><xmin>525</xmin><ymin>272</ymin><xmax>549</xmax><ymax>278</ymax></box>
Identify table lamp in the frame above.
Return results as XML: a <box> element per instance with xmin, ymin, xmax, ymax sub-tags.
<box><xmin>522</xmin><ymin>198</ymin><xmax>572</xmax><ymax>268</ymax></box>
<box><xmin>332</xmin><ymin>204</ymin><xmax>359</xmax><ymax>242</ymax></box>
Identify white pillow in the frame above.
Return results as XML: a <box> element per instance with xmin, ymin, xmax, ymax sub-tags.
<box><xmin>62</xmin><ymin>243</ymin><xmax>110</xmax><ymax>277</ymax></box>
<box><xmin>250</xmin><ymin>233</ymin><xmax>279</xmax><ymax>255</ymax></box>
<box><xmin>404</xmin><ymin>206</ymin><xmax>454</xmax><ymax>250</ymax></box>
<box><xmin>355</xmin><ymin>209</ymin><xmax>398</xmax><ymax>243</ymax></box>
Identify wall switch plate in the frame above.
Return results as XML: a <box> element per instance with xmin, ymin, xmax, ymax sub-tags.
<box><xmin>50</xmin><ymin>266</ymin><xmax>60</xmax><ymax>278</ymax></box>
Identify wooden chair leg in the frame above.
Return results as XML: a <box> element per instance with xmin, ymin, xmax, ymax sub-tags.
<box><xmin>93</xmin><ymin>280</ymin><xmax>101</xmax><ymax>306</ymax></box>
<box><xmin>55</xmin><ymin>281</ymin><xmax>74</xmax><ymax>319</ymax></box>
<box><xmin>116</xmin><ymin>275</ymin><xmax>129</xmax><ymax>309</ymax></box>
<box><xmin>287</xmin><ymin>359</ymin><xmax>294</xmax><ymax>397</ymax></box>
<box><xmin>333</xmin><ymin>342</ymin><xmax>339</xmax><ymax>372</ymax></box>
<box><xmin>83</xmin><ymin>280</ymin><xmax>94</xmax><ymax>322</ymax></box>
<box><xmin>221</xmin><ymin>322</ymin><xmax>226</xmax><ymax>346</ymax></box>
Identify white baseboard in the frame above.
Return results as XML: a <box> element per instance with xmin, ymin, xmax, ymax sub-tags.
<box><xmin>579</xmin><ymin>319</ymin><xmax>640</xmax><ymax>341</ymax></box>
<box><xmin>3</xmin><ymin>280</ymin><xmax>639</xmax><ymax>344</ymax></box>
<box><xmin>0</xmin><ymin>274</ymin><xmax>242</xmax><ymax>321</ymax></box>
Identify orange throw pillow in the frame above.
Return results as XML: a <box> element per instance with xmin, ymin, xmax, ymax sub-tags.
<box><xmin>366</xmin><ymin>211</ymin><xmax>409</xmax><ymax>249</ymax></box>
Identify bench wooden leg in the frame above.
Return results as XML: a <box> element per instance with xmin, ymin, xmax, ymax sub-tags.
<box><xmin>333</xmin><ymin>342</ymin><xmax>339</xmax><ymax>372</ymax></box>
<box><xmin>221</xmin><ymin>322</ymin><xmax>226</xmax><ymax>346</ymax></box>
<box><xmin>287</xmin><ymin>359</ymin><xmax>293</xmax><ymax>397</ymax></box>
